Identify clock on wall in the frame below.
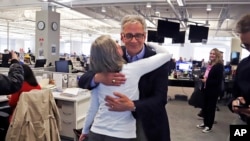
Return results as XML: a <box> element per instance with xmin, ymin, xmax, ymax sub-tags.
<box><xmin>51</xmin><ymin>22</ymin><xmax>58</xmax><ymax>31</ymax></box>
<box><xmin>37</xmin><ymin>21</ymin><xmax>45</xmax><ymax>30</ymax></box>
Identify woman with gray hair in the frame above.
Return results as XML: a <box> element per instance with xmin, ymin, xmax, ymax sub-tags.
<box><xmin>79</xmin><ymin>35</ymin><xmax>172</xmax><ymax>141</ymax></box>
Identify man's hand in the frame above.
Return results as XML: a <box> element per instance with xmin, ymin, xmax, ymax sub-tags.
<box><xmin>94</xmin><ymin>72</ymin><xmax>126</xmax><ymax>86</ymax></box>
<box><xmin>105</xmin><ymin>92</ymin><xmax>135</xmax><ymax>111</ymax></box>
<box><xmin>78</xmin><ymin>134</ymin><xmax>88</xmax><ymax>141</ymax></box>
<box><xmin>11</xmin><ymin>51</ymin><xmax>18</xmax><ymax>60</ymax></box>
<box><xmin>232</xmin><ymin>96</ymin><xmax>250</xmax><ymax>117</ymax></box>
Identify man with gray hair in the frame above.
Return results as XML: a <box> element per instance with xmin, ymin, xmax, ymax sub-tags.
<box><xmin>228</xmin><ymin>14</ymin><xmax>250</xmax><ymax>127</ymax></box>
<box><xmin>79</xmin><ymin>15</ymin><xmax>171</xmax><ymax>141</ymax></box>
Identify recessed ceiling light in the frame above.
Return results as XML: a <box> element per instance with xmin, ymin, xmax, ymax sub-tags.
<box><xmin>206</xmin><ymin>4</ymin><xmax>212</xmax><ymax>11</ymax></box>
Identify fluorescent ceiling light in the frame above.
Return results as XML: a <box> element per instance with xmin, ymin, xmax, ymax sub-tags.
<box><xmin>206</xmin><ymin>4</ymin><xmax>212</xmax><ymax>11</ymax></box>
<box><xmin>155</xmin><ymin>11</ymin><xmax>160</xmax><ymax>14</ymax></box>
<box><xmin>101</xmin><ymin>6</ymin><xmax>106</xmax><ymax>13</ymax></box>
<box><xmin>176</xmin><ymin>0</ymin><xmax>185</xmax><ymax>6</ymax></box>
<box><xmin>146</xmin><ymin>3</ymin><xmax>151</xmax><ymax>8</ymax></box>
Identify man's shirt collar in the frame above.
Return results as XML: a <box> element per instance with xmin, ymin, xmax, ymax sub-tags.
<box><xmin>125</xmin><ymin>45</ymin><xmax>145</xmax><ymax>62</ymax></box>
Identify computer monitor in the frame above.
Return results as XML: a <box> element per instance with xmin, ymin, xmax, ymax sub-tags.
<box><xmin>192</xmin><ymin>60</ymin><xmax>202</xmax><ymax>68</ymax></box>
<box><xmin>230</xmin><ymin>52</ymin><xmax>240</xmax><ymax>65</ymax></box>
<box><xmin>172</xmin><ymin>31</ymin><xmax>186</xmax><ymax>44</ymax></box>
<box><xmin>34</xmin><ymin>59</ymin><xmax>46</xmax><ymax>68</ymax></box>
<box><xmin>1</xmin><ymin>53</ymin><xmax>11</xmax><ymax>67</ymax></box>
<box><xmin>59</xmin><ymin>58</ymin><xmax>66</xmax><ymax>61</ymax></box>
<box><xmin>55</xmin><ymin>60</ymin><xmax>69</xmax><ymax>73</ymax></box>
<box><xmin>157</xmin><ymin>20</ymin><xmax>180</xmax><ymax>38</ymax></box>
<box><xmin>188</xmin><ymin>25</ymin><xmax>209</xmax><ymax>41</ymax></box>
<box><xmin>147</xmin><ymin>30</ymin><xmax>165</xmax><ymax>43</ymax></box>
<box><xmin>176</xmin><ymin>62</ymin><xmax>192</xmax><ymax>72</ymax></box>
<box><xmin>224</xmin><ymin>65</ymin><xmax>232</xmax><ymax>76</ymax></box>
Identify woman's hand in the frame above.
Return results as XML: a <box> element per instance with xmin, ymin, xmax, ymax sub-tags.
<box><xmin>78</xmin><ymin>134</ymin><xmax>88</xmax><ymax>141</ymax></box>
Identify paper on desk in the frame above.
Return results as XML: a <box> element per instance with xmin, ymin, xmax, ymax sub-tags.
<box><xmin>61</xmin><ymin>88</ymin><xmax>80</xmax><ymax>97</ymax></box>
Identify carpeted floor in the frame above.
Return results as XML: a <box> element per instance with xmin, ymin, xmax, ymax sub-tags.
<box><xmin>166</xmin><ymin>99</ymin><xmax>238</xmax><ymax>141</ymax></box>
<box><xmin>61</xmin><ymin>91</ymin><xmax>238</xmax><ymax>141</ymax></box>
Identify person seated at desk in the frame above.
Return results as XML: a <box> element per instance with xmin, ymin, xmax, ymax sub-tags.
<box><xmin>24</xmin><ymin>54</ymin><xmax>32</xmax><ymax>65</ymax></box>
<box><xmin>7</xmin><ymin>64</ymin><xmax>41</xmax><ymax>122</ymax></box>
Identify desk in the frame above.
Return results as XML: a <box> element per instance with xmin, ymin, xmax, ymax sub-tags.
<box><xmin>169</xmin><ymin>78</ymin><xmax>195</xmax><ymax>87</ymax></box>
<box><xmin>53</xmin><ymin>91</ymin><xmax>90</xmax><ymax>141</ymax></box>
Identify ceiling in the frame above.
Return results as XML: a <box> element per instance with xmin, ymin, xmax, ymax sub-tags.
<box><xmin>0</xmin><ymin>0</ymin><xmax>249</xmax><ymax>41</ymax></box>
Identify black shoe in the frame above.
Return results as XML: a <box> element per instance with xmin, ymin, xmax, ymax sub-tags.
<box><xmin>197</xmin><ymin>110</ymin><xmax>204</xmax><ymax>118</ymax></box>
<box><xmin>216</xmin><ymin>106</ymin><xmax>220</xmax><ymax>111</ymax></box>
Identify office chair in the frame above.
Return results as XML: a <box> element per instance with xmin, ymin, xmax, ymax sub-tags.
<box><xmin>0</xmin><ymin>105</ymin><xmax>11</xmax><ymax>141</ymax></box>
<box><xmin>6</xmin><ymin>89</ymin><xmax>61</xmax><ymax>141</ymax></box>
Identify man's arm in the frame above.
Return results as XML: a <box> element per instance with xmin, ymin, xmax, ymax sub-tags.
<box><xmin>78</xmin><ymin>71</ymin><xmax>97</xmax><ymax>90</ymax></box>
<box><xmin>0</xmin><ymin>51</ymin><xmax>24</xmax><ymax>95</ymax></box>
<box><xmin>78</xmin><ymin>72</ymin><xmax>126</xmax><ymax>90</ymax></box>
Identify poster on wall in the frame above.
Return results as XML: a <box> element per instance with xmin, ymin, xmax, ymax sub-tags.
<box><xmin>51</xmin><ymin>44</ymin><xmax>56</xmax><ymax>55</ymax></box>
<box><xmin>38</xmin><ymin>48</ymin><xmax>45</xmax><ymax>59</ymax></box>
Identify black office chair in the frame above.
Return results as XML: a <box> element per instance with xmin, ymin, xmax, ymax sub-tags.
<box><xmin>0</xmin><ymin>106</ymin><xmax>11</xmax><ymax>141</ymax></box>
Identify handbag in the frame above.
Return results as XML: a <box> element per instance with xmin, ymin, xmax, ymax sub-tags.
<box><xmin>188</xmin><ymin>80</ymin><xmax>205</xmax><ymax>108</ymax></box>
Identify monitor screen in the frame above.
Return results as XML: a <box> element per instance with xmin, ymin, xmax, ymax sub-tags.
<box><xmin>172</xmin><ymin>31</ymin><xmax>186</xmax><ymax>44</ymax></box>
<box><xmin>224</xmin><ymin>65</ymin><xmax>232</xmax><ymax>75</ymax></box>
<box><xmin>34</xmin><ymin>59</ymin><xmax>46</xmax><ymax>68</ymax></box>
<box><xmin>190</xmin><ymin>39</ymin><xmax>202</xmax><ymax>43</ymax></box>
<box><xmin>230</xmin><ymin>52</ymin><xmax>240</xmax><ymax>65</ymax></box>
<box><xmin>147</xmin><ymin>30</ymin><xmax>164</xmax><ymax>43</ymax></box>
<box><xmin>55</xmin><ymin>60</ymin><xmax>70</xmax><ymax>73</ymax></box>
<box><xmin>192</xmin><ymin>60</ymin><xmax>202</xmax><ymax>68</ymax></box>
<box><xmin>176</xmin><ymin>62</ymin><xmax>192</xmax><ymax>72</ymax></box>
<box><xmin>188</xmin><ymin>25</ymin><xmax>209</xmax><ymax>41</ymax></box>
<box><xmin>157</xmin><ymin>20</ymin><xmax>180</xmax><ymax>38</ymax></box>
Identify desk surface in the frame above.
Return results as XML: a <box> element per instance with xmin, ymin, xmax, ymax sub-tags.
<box><xmin>0</xmin><ymin>90</ymin><xmax>91</xmax><ymax>103</ymax></box>
<box><xmin>52</xmin><ymin>90</ymin><xmax>90</xmax><ymax>102</ymax></box>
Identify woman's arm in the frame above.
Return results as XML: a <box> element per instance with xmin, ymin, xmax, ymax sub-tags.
<box><xmin>81</xmin><ymin>89</ymin><xmax>99</xmax><ymax>134</ymax></box>
<box><xmin>127</xmin><ymin>43</ymin><xmax>172</xmax><ymax>76</ymax></box>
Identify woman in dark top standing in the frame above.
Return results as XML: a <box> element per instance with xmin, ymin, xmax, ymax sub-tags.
<box><xmin>196</xmin><ymin>48</ymin><xmax>224</xmax><ymax>133</ymax></box>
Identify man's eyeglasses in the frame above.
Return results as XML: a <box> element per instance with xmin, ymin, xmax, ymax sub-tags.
<box><xmin>241</xmin><ymin>43</ymin><xmax>250</xmax><ymax>49</ymax></box>
<box><xmin>122</xmin><ymin>33</ymin><xmax>144</xmax><ymax>40</ymax></box>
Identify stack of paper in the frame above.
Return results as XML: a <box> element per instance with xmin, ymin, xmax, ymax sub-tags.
<box><xmin>61</xmin><ymin>88</ymin><xmax>81</xmax><ymax>97</ymax></box>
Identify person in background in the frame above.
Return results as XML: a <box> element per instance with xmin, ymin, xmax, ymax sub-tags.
<box><xmin>79</xmin><ymin>35</ymin><xmax>171</xmax><ymax>141</ymax></box>
<box><xmin>196</xmin><ymin>48</ymin><xmax>224</xmax><ymax>133</ymax></box>
<box><xmin>0</xmin><ymin>51</ymin><xmax>24</xmax><ymax>95</ymax></box>
<box><xmin>78</xmin><ymin>15</ymin><xmax>171</xmax><ymax>141</ymax></box>
<box><xmin>169</xmin><ymin>58</ymin><xmax>176</xmax><ymax>75</ymax></box>
<box><xmin>7</xmin><ymin>64</ymin><xmax>41</xmax><ymax>122</ymax></box>
<box><xmin>228</xmin><ymin>14</ymin><xmax>250</xmax><ymax>126</ymax></box>
<box><xmin>177</xmin><ymin>56</ymin><xmax>183</xmax><ymax>63</ymax></box>
<box><xmin>28</xmin><ymin>48</ymin><xmax>31</xmax><ymax>54</ymax></box>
